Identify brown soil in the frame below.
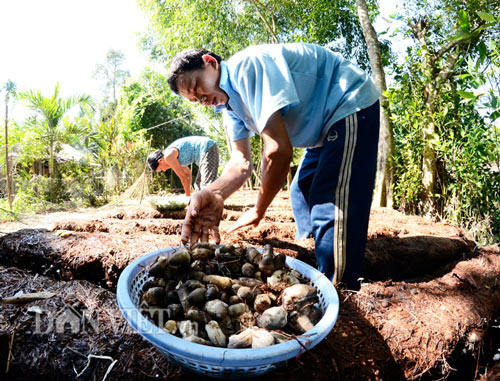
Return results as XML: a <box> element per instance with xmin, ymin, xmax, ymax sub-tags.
<box><xmin>0</xmin><ymin>189</ymin><xmax>499</xmax><ymax>380</ymax></box>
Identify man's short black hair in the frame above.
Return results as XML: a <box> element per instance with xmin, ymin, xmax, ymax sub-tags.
<box><xmin>147</xmin><ymin>149</ymin><xmax>164</xmax><ymax>171</ymax></box>
<box><xmin>167</xmin><ymin>49</ymin><xmax>222</xmax><ymax>94</ymax></box>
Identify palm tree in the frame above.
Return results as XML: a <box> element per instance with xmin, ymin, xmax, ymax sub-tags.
<box><xmin>19</xmin><ymin>83</ymin><xmax>93</xmax><ymax>202</ymax></box>
<box><xmin>3</xmin><ymin>79</ymin><xmax>16</xmax><ymax>210</ymax></box>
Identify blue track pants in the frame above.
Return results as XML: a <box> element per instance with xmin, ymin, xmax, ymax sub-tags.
<box><xmin>290</xmin><ymin>101</ymin><xmax>380</xmax><ymax>289</ymax></box>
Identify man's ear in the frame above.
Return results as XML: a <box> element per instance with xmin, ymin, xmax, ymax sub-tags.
<box><xmin>202</xmin><ymin>54</ymin><xmax>218</xmax><ymax>68</ymax></box>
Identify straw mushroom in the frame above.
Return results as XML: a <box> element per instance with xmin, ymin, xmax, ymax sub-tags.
<box><xmin>187</xmin><ymin>288</ymin><xmax>207</xmax><ymax>305</ymax></box>
<box><xmin>236</xmin><ymin>286</ymin><xmax>254</xmax><ymax>303</ymax></box>
<box><xmin>203</xmin><ymin>275</ymin><xmax>233</xmax><ymax>290</ymax></box>
<box><xmin>148</xmin><ymin>256</ymin><xmax>169</xmax><ymax>277</ymax></box>
<box><xmin>179</xmin><ymin>320</ymin><xmax>198</xmax><ymax>338</ymax></box>
<box><xmin>143</xmin><ymin>287</ymin><xmax>166</xmax><ymax>306</ymax></box>
<box><xmin>205</xmin><ymin>320</ymin><xmax>227</xmax><ymax>347</ymax></box>
<box><xmin>184</xmin><ymin>335</ymin><xmax>212</xmax><ymax>345</ymax></box>
<box><xmin>163</xmin><ymin>320</ymin><xmax>178</xmax><ymax>335</ymax></box>
<box><xmin>168</xmin><ymin>248</ymin><xmax>191</xmax><ymax>266</ymax></box>
<box><xmin>257</xmin><ymin>306</ymin><xmax>287</xmax><ymax>330</ymax></box>
<box><xmin>252</xmin><ymin>328</ymin><xmax>275</xmax><ymax>348</ymax></box>
<box><xmin>138</xmin><ymin>243</ymin><xmax>323</xmax><ymax>349</ymax></box>
<box><xmin>227</xmin><ymin>328</ymin><xmax>254</xmax><ymax>348</ymax></box>
<box><xmin>288</xmin><ymin>304</ymin><xmax>322</xmax><ymax>333</ymax></box>
<box><xmin>205</xmin><ymin>299</ymin><xmax>229</xmax><ymax>320</ymax></box>
<box><xmin>259</xmin><ymin>244</ymin><xmax>275</xmax><ymax>276</ymax></box>
<box><xmin>282</xmin><ymin>284</ymin><xmax>318</xmax><ymax>311</ymax></box>
<box><xmin>245</xmin><ymin>247</ymin><xmax>262</xmax><ymax>265</ymax></box>
<box><xmin>253</xmin><ymin>294</ymin><xmax>272</xmax><ymax>313</ymax></box>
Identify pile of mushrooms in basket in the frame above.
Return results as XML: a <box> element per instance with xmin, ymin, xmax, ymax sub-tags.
<box><xmin>140</xmin><ymin>243</ymin><xmax>323</xmax><ymax>348</ymax></box>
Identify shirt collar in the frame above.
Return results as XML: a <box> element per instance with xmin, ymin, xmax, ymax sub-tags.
<box><xmin>215</xmin><ymin>61</ymin><xmax>232</xmax><ymax>112</ymax></box>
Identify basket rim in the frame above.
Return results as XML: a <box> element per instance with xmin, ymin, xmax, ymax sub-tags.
<box><xmin>117</xmin><ymin>246</ymin><xmax>339</xmax><ymax>367</ymax></box>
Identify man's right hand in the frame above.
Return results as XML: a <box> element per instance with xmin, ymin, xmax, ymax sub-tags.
<box><xmin>181</xmin><ymin>188</ymin><xmax>224</xmax><ymax>246</ymax></box>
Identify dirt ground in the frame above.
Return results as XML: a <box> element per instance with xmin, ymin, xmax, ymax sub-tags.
<box><xmin>0</xmin><ymin>189</ymin><xmax>499</xmax><ymax>380</ymax></box>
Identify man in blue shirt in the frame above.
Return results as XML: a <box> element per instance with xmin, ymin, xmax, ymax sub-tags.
<box><xmin>147</xmin><ymin>136</ymin><xmax>219</xmax><ymax>196</ymax></box>
<box><xmin>167</xmin><ymin>43</ymin><xmax>380</xmax><ymax>289</ymax></box>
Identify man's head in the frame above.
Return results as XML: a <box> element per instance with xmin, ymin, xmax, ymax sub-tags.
<box><xmin>167</xmin><ymin>49</ymin><xmax>228</xmax><ymax>107</ymax></box>
<box><xmin>147</xmin><ymin>149</ymin><xmax>164</xmax><ymax>172</ymax></box>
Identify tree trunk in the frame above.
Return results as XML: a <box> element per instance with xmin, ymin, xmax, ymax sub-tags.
<box><xmin>422</xmin><ymin>83</ymin><xmax>438</xmax><ymax>215</ymax></box>
<box><xmin>356</xmin><ymin>0</ymin><xmax>394</xmax><ymax>208</ymax></box>
<box><xmin>414</xmin><ymin>19</ymin><xmax>439</xmax><ymax>217</ymax></box>
<box><xmin>4</xmin><ymin>103</ymin><xmax>12</xmax><ymax>210</ymax></box>
<box><xmin>49</xmin><ymin>136</ymin><xmax>55</xmax><ymax>203</ymax></box>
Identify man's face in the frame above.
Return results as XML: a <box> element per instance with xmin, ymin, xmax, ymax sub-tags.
<box><xmin>177</xmin><ymin>55</ymin><xmax>229</xmax><ymax>107</ymax></box>
<box><xmin>156</xmin><ymin>157</ymin><xmax>170</xmax><ymax>172</ymax></box>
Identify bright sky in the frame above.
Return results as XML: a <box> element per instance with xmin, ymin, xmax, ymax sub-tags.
<box><xmin>0</xmin><ymin>0</ymin><xmax>401</xmax><ymax>122</ymax></box>
<box><xmin>0</xmin><ymin>0</ymin><xmax>149</xmax><ymax>121</ymax></box>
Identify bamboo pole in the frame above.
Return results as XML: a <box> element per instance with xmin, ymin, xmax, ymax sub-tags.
<box><xmin>4</xmin><ymin>100</ymin><xmax>13</xmax><ymax>209</ymax></box>
<box><xmin>139</xmin><ymin>135</ymin><xmax>154</xmax><ymax>205</ymax></box>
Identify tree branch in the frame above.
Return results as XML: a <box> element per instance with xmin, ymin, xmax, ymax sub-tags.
<box><xmin>247</xmin><ymin>0</ymin><xmax>279</xmax><ymax>43</ymax></box>
<box><xmin>435</xmin><ymin>39</ymin><xmax>461</xmax><ymax>62</ymax></box>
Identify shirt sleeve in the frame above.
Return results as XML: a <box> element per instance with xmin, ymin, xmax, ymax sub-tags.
<box><xmin>223</xmin><ymin>110</ymin><xmax>254</xmax><ymax>141</ymax></box>
<box><xmin>232</xmin><ymin>53</ymin><xmax>300</xmax><ymax>133</ymax></box>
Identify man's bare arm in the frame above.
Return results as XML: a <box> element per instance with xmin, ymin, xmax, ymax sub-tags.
<box><xmin>206</xmin><ymin>137</ymin><xmax>253</xmax><ymax>200</ymax></box>
<box><xmin>227</xmin><ymin>111</ymin><xmax>293</xmax><ymax>232</ymax></box>
<box><xmin>255</xmin><ymin>111</ymin><xmax>293</xmax><ymax>217</ymax></box>
<box><xmin>181</xmin><ymin>138</ymin><xmax>253</xmax><ymax>244</ymax></box>
<box><xmin>164</xmin><ymin>151</ymin><xmax>192</xmax><ymax>196</ymax></box>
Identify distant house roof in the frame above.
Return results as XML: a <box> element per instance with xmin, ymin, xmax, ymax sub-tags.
<box><xmin>56</xmin><ymin>144</ymin><xmax>100</xmax><ymax>166</ymax></box>
<box><xmin>57</xmin><ymin>144</ymin><xmax>88</xmax><ymax>162</ymax></box>
<box><xmin>7</xmin><ymin>143</ymin><xmax>98</xmax><ymax>166</ymax></box>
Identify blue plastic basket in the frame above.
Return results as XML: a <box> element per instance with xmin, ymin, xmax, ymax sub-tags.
<box><xmin>117</xmin><ymin>246</ymin><xmax>339</xmax><ymax>378</ymax></box>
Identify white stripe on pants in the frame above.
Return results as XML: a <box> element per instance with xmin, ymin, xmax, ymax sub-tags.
<box><xmin>333</xmin><ymin>113</ymin><xmax>358</xmax><ymax>283</ymax></box>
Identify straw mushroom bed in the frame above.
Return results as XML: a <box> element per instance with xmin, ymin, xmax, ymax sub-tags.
<box><xmin>2</xmin><ymin>247</ymin><xmax>500</xmax><ymax>380</ymax></box>
<box><xmin>0</xmin><ymin>190</ymin><xmax>499</xmax><ymax>379</ymax></box>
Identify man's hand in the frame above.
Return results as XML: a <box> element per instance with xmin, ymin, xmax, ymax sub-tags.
<box><xmin>181</xmin><ymin>188</ymin><xmax>224</xmax><ymax>245</ymax></box>
<box><xmin>227</xmin><ymin>207</ymin><xmax>263</xmax><ymax>233</ymax></box>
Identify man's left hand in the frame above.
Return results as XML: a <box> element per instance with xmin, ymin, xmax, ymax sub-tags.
<box><xmin>227</xmin><ymin>207</ymin><xmax>263</xmax><ymax>233</ymax></box>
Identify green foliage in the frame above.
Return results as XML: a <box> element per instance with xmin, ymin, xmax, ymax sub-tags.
<box><xmin>4</xmin><ymin>81</ymin><xmax>150</xmax><ymax>208</ymax></box>
<box><xmin>118</xmin><ymin>69</ymin><xmax>204</xmax><ymax>148</ymax></box>
<box><xmin>59</xmin><ymin>161</ymin><xmax>108</xmax><ymax>207</ymax></box>
<box><xmin>0</xmin><ymin>173</ymin><xmax>62</xmax><ymax>215</ymax></box>
<box><xmin>3</xmin><ymin>79</ymin><xmax>16</xmax><ymax>103</ymax></box>
<box><xmin>70</xmin><ymin>95</ymin><xmax>152</xmax><ymax>196</ymax></box>
<box><xmin>0</xmin><ymin>207</ymin><xmax>18</xmax><ymax>223</ymax></box>
<box><xmin>18</xmin><ymin>83</ymin><xmax>94</xmax><ymax>202</ymax></box>
<box><xmin>389</xmin><ymin>69</ymin><xmax>500</xmax><ymax>243</ymax></box>
<box><xmin>93</xmin><ymin>49</ymin><xmax>131</xmax><ymax>105</ymax></box>
<box><xmin>453</xmin><ymin>31</ymin><xmax>500</xmax><ymax>243</ymax></box>
<box><xmin>387</xmin><ymin>7</ymin><xmax>500</xmax><ymax>243</ymax></box>
<box><xmin>0</xmin><ymin>191</ymin><xmax>43</xmax><ymax>216</ymax></box>
<box><xmin>2</xmin><ymin>95</ymin><xmax>108</xmax><ymax>207</ymax></box>
<box><xmin>136</xmin><ymin>0</ymin><xmax>372</xmax><ymax>190</ymax></box>
<box><xmin>437</xmin><ymin>115</ymin><xmax>500</xmax><ymax>244</ymax></box>
<box><xmin>4</xmin><ymin>117</ymin><xmax>45</xmax><ymax>167</ymax></box>
<box><xmin>19</xmin><ymin>83</ymin><xmax>93</xmax><ymax>132</ymax></box>
<box><xmin>138</xmin><ymin>0</ymin><xmax>370</xmax><ymax>67</ymax></box>
<box><xmin>385</xmin><ymin>72</ymin><xmax>426</xmax><ymax>213</ymax></box>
